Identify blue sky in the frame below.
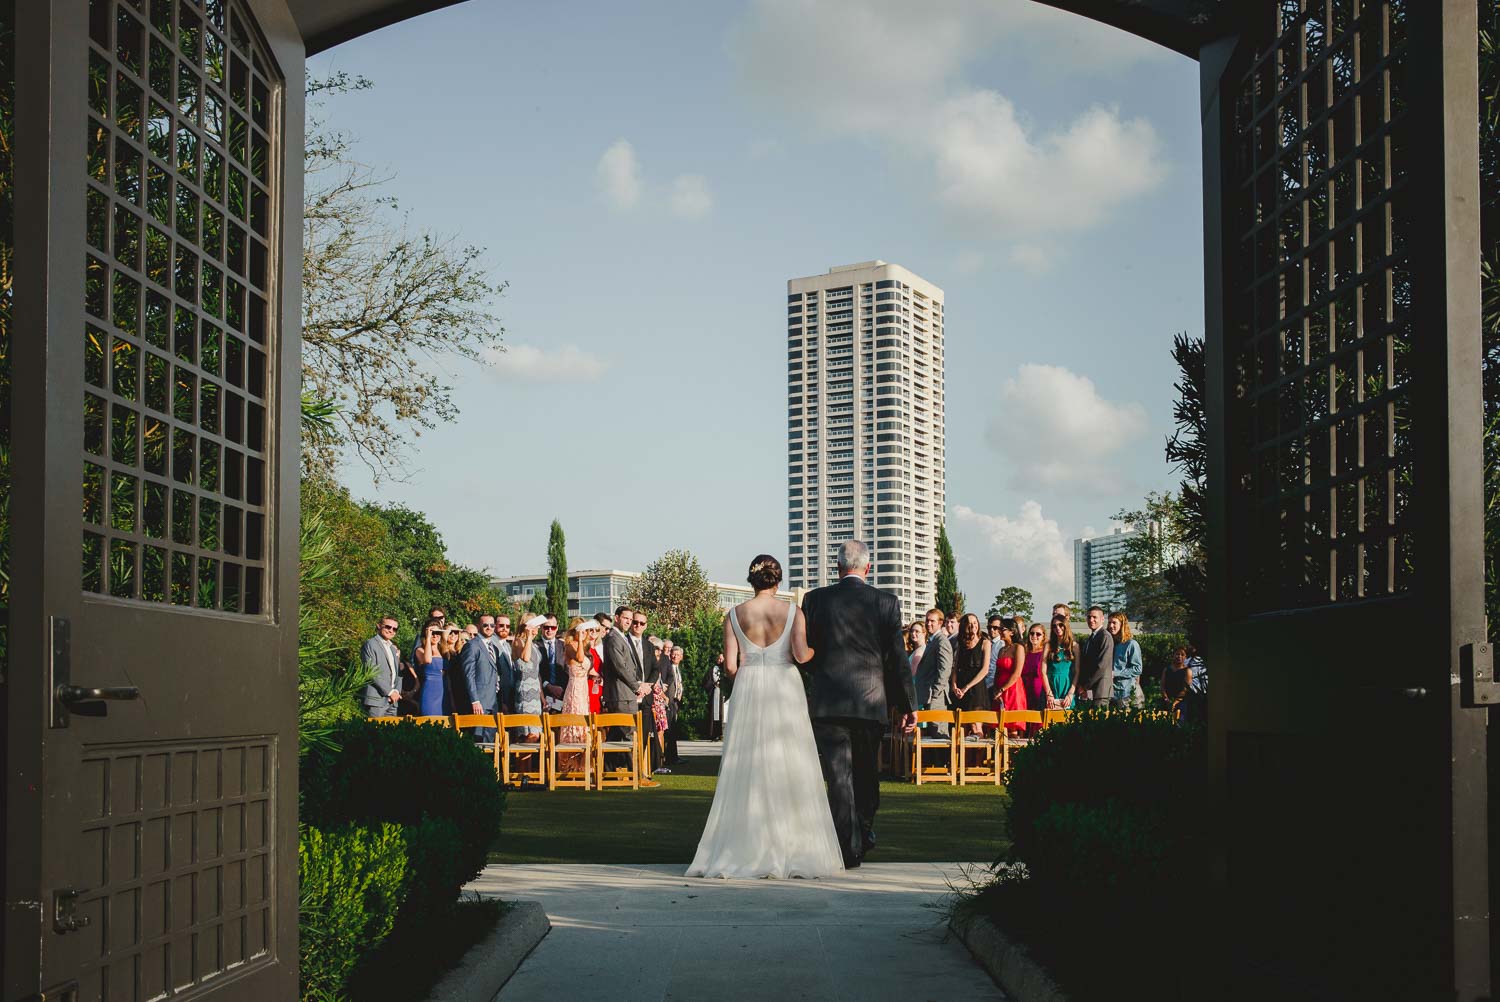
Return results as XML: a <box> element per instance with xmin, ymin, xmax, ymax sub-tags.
<box><xmin>308</xmin><ymin>0</ymin><xmax>1204</xmax><ymax>611</ymax></box>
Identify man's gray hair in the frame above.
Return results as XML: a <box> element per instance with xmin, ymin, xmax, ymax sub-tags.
<box><xmin>836</xmin><ymin>539</ymin><xmax>871</xmax><ymax>574</ymax></box>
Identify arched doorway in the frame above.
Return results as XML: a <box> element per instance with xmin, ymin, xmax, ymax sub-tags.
<box><xmin>0</xmin><ymin>2</ymin><xmax>1488</xmax><ymax>999</ymax></box>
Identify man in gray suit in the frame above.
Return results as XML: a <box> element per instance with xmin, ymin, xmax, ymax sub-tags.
<box><xmin>601</xmin><ymin>605</ymin><xmax>656</xmax><ymax>784</ymax></box>
<box><xmin>1076</xmin><ymin>605</ymin><xmax>1114</xmax><ymax>707</ymax></box>
<box><xmin>457</xmin><ymin>614</ymin><xmax>501</xmax><ymax>743</ymax></box>
<box><xmin>801</xmin><ymin>540</ymin><xmax>917</xmax><ymax>868</ymax></box>
<box><xmin>361</xmin><ymin>616</ymin><xmax>403</xmax><ymax>717</ymax></box>
<box><xmin>913</xmin><ymin>606</ymin><xmax>954</xmax><ymax>736</ymax></box>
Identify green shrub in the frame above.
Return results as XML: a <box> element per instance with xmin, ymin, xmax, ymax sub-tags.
<box><xmin>1135</xmin><ymin>631</ymin><xmax>1187</xmax><ymax>676</ymax></box>
<box><xmin>298</xmin><ymin>822</ymin><xmax>411</xmax><ymax>1002</ymax></box>
<box><xmin>301</xmin><ymin>719</ymin><xmax>506</xmax><ymax>893</ymax></box>
<box><xmin>1004</xmin><ymin>707</ymin><xmax>1205</xmax><ymax>891</ymax></box>
<box><xmin>397</xmin><ymin>815</ymin><xmax>467</xmax><ymax>927</ymax></box>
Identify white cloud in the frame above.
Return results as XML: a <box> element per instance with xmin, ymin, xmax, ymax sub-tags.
<box><xmin>596</xmin><ymin>139</ymin><xmax>642</xmax><ymax>211</ymax></box>
<box><xmin>988</xmin><ymin>363</ymin><xmax>1148</xmax><ymax>487</ymax></box>
<box><xmin>1007</xmin><ymin>243</ymin><xmax>1057</xmax><ymax>276</ymax></box>
<box><xmin>488</xmin><ymin>343</ymin><xmax>607</xmax><ymax>382</ymax></box>
<box><xmin>729</xmin><ymin>0</ymin><xmax>1172</xmax><ymax>238</ymax></box>
<box><xmin>952</xmin><ymin>501</ymin><xmax>1073</xmax><ymax>594</ymax></box>
<box><xmin>933</xmin><ymin>94</ymin><xmax>1166</xmax><ymax>233</ymax></box>
<box><xmin>668</xmin><ymin>174</ymin><xmax>714</xmax><ymax>219</ymax></box>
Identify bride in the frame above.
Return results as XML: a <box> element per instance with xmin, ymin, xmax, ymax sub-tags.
<box><xmin>686</xmin><ymin>554</ymin><xmax>844</xmax><ymax>879</ymax></box>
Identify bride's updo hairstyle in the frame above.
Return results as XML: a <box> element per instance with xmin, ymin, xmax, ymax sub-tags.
<box><xmin>746</xmin><ymin>554</ymin><xmax>783</xmax><ymax>591</ymax></box>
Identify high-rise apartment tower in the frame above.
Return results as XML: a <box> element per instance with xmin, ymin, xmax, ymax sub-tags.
<box><xmin>786</xmin><ymin>261</ymin><xmax>946</xmax><ymax>621</ymax></box>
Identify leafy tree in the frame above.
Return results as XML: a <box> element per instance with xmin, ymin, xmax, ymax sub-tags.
<box><xmin>544</xmin><ymin>520</ymin><xmax>569</xmax><ymax>623</ymax></box>
<box><xmin>1102</xmin><ymin>491</ymin><xmax>1201</xmax><ymax>634</ymax></box>
<box><xmin>301</xmin><ymin>73</ymin><xmax>508</xmax><ymax>479</ymax></box>
<box><xmin>986</xmin><ymin>587</ymin><xmax>1036</xmax><ymax>621</ymax></box>
<box><xmin>626</xmin><ymin>549</ymin><xmax>720</xmax><ymax>631</ymax></box>
<box><xmin>934</xmin><ymin>523</ymin><xmax>959</xmax><ymax>613</ymax></box>
<box><xmin>1162</xmin><ymin>332</ymin><xmax>1209</xmax><ymax>647</ymax></box>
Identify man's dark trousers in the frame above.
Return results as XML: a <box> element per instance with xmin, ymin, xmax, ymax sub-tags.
<box><xmin>813</xmin><ymin>717</ymin><xmax>883</xmax><ymax>862</ymax></box>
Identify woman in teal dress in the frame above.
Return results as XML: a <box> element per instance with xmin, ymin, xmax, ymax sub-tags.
<box><xmin>1043</xmin><ymin>614</ymin><xmax>1078</xmax><ymax>709</ymax></box>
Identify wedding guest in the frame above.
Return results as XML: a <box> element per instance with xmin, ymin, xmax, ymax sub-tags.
<box><xmin>1161</xmin><ymin>645</ymin><xmax>1191</xmax><ymax>721</ymax></box>
<box><xmin>414</xmin><ymin>616</ymin><xmax>447</xmax><ymax>716</ymax></box>
<box><xmin>412</xmin><ymin>605</ymin><xmax>446</xmax><ymax>664</ymax></box>
<box><xmin>536</xmin><ymin>613</ymin><xmax>566</xmax><ymax>712</ymax></box>
<box><xmin>906</xmin><ymin>621</ymin><xmax>927</xmax><ymax>677</ymax></box>
<box><xmin>944</xmin><ymin>612</ymin><xmax>961</xmax><ymax>655</ymax></box>
<box><xmin>1076</xmin><ymin>606</ymin><xmax>1114</xmax><ymax>707</ymax></box>
<box><xmin>463</xmin><ymin>623</ymin><xmax>479</xmax><ymax>642</ymax></box>
<box><xmin>665</xmin><ymin>644</ymin><xmax>686</xmax><ymax>766</ymax></box>
<box><xmin>440</xmin><ymin>625</ymin><xmax>465</xmax><ymax>713</ymax></box>
<box><xmin>985</xmin><ymin>615</ymin><xmax>1005</xmax><ymax>689</ymax></box>
<box><xmin>508</xmin><ymin>616</ymin><xmax>545</xmax><ymax>742</ymax></box>
<box><xmin>456</xmin><ymin>615</ymin><xmax>500</xmax><ymax>743</ymax></box>
<box><xmin>361</xmin><ymin>616</ymin><xmax>402</xmax><ymax>718</ymax></box>
<box><xmin>914</xmin><ymin>608</ymin><xmax>953</xmax><ymax>736</ymax></box>
<box><xmin>1044</xmin><ymin>614</ymin><xmax>1078</xmax><ymax>709</ymax></box>
<box><xmin>703</xmin><ymin>653</ymin><xmax>727</xmax><ymax>739</ymax></box>
<box><xmin>1051</xmin><ymin>603</ymin><xmax>1071</xmax><ymax>622</ymax></box>
<box><xmin>993</xmin><ymin>618</ymin><xmax>1028</xmax><ymax>731</ymax></box>
<box><xmin>952</xmin><ymin>613</ymin><xmax>991</xmax><ymax>735</ymax></box>
<box><xmin>1021</xmin><ymin>623</ymin><xmax>1049</xmax><ymax>733</ymax></box>
<box><xmin>558</xmin><ymin>619</ymin><xmax>595</xmax><ymax>769</ymax></box>
<box><xmin>1013</xmin><ymin>614</ymin><xmax>1029</xmax><ymax>647</ymax></box>
<box><xmin>1109</xmin><ymin>611</ymin><xmax>1144</xmax><ymax>708</ymax></box>
<box><xmin>589</xmin><ymin>613</ymin><xmax>611</xmax><ymax>713</ymax></box>
<box><xmin>602</xmin><ymin>605</ymin><xmax>657</xmax><ymax>785</ymax></box>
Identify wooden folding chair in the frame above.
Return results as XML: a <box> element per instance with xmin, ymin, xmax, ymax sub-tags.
<box><xmin>497</xmin><ymin>713</ymin><xmax>546</xmax><ymax>787</ymax></box>
<box><xmin>999</xmin><ymin>709</ymin><xmax>1045</xmax><ymax>773</ymax></box>
<box><xmin>956</xmin><ymin>710</ymin><xmax>1002</xmax><ymax>785</ymax></box>
<box><xmin>450</xmin><ymin>712</ymin><xmax>502</xmax><ymax>776</ymax></box>
<box><xmin>590</xmin><ymin>712</ymin><xmax>640</xmax><ymax>790</ymax></box>
<box><xmin>368</xmin><ymin>715</ymin><xmax>402</xmax><ymax>724</ymax></box>
<box><xmin>910</xmin><ymin>710</ymin><xmax>958</xmax><ymax>785</ymax></box>
<box><xmin>1043</xmin><ymin>708</ymin><xmax>1073</xmax><ymax>728</ymax></box>
<box><xmin>543</xmin><ymin>713</ymin><xmax>592</xmax><ymax>790</ymax></box>
<box><xmin>409</xmin><ymin>715</ymin><xmax>452</xmax><ymax>727</ymax></box>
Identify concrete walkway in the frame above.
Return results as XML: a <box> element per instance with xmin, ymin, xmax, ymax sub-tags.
<box><xmin>468</xmin><ymin>862</ymin><xmax>1005</xmax><ymax>1001</ymax></box>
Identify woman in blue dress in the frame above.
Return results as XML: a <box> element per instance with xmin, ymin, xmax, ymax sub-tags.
<box><xmin>415</xmin><ymin>617</ymin><xmax>447</xmax><ymax>716</ymax></box>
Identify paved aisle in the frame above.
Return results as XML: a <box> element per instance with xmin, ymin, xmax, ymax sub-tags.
<box><xmin>469</xmin><ymin>862</ymin><xmax>1005</xmax><ymax>1002</ymax></box>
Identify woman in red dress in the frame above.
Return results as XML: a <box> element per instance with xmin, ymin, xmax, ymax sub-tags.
<box><xmin>991</xmin><ymin>618</ymin><xmax>1028</xmax><ymax>733</ymax></box>
<box><xmin>587</xmin><ymin>624</ymin><xmax>604</xmax><ymax>714</ymax></box>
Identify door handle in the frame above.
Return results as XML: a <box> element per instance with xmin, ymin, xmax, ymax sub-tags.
<box><xmin>56</xmin><ymin>684</ymin><xmax>140</xmax><ymax>704</ymax></box>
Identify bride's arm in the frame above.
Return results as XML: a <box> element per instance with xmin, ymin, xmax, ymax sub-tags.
<box><xmin>722</xmin><ymin>614</ymin><xmax>740</xmax><ymax>678</ymax></box>
<box><xmin>790</xmin><ymin>606</ymin><xmax>814</xmax><ymax>665</ymax></box>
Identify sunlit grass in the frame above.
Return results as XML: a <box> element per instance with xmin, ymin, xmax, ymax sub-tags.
<box><xmin>490</xmin><ymin>751</ymin><xmax>1009</xmax><ymax>865</ymax></box>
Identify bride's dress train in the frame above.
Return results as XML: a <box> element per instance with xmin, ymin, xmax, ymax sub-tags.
<box><xmin>686</xmin><ymin>603</ymin><xmax>844</xmax><ymax>879</ymax></box>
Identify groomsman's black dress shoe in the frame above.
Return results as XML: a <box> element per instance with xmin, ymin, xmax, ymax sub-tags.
<box><xmin>842</xmin><ymin>853</ymin><xmax>862</xmax><ymax>870</ymax></box>
<box><xmin>861</xmin><ymin>828</ymin><xmax>877</xmax><ymax>856</ymax></box>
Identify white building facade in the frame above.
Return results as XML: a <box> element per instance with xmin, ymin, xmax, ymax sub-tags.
<box><xmin>786</xmin><ymin>262</ymin><xmax>946</xmax><ymax>621</ymax></box>
<box><xmin>1072</xmin><ymin>525</ymin><xmax>1153</xmax><ymax>611</ymax></box>
<box><xmin>494</xmin><ymin>570</ymin><xmax>791</xmax><ymax>619</ymax></box>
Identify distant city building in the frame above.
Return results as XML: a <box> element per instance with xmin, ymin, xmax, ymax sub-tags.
<box><xmin>787</xmin><ymin>261</ymin><xmax>946</xmax><ymax>622</ymax></box>
<box><xmin>1072</xmin><ymin>525</ymin><xmax>1155</xmax><ymax>611</ymax></box>
<box><xmin>494</xmin><ymin>569</ymin><xmax>791</xmax><ymax>619</ymax></box>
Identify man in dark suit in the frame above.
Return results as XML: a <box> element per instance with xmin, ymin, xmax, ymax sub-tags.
<box><xmin>456</xmin><ymin>614</ymin><xmax>501</xmax><ymax>744</ymax></box>
<box><xmin>1076</xmin><ymin>605</ymin><xmax>1114</xmax><ymax>706</ymax></box>
<box><xmin>601</xmin><ymin>605</ymin><xmax>659</xmax><ymax>787</ymax></box>
<box><xmin>801</xmin><ymin>540</ymin><xmax>917</xmax><ymax>869</ymax></box>
<box><xmin>535</xmin><ymin>613</ymin><xmax>566</xmax><ymax>711</ymax></box>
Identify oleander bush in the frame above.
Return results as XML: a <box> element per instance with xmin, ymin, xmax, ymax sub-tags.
<box><xmin>300</xmin><ymin>718</ymin><xmax>506</xmax><ymax>888</ymax></box>
<box><xmin>298</xmin><ymin>822</ymin><xmax>411</xmax><ymax>1002</ymax></box>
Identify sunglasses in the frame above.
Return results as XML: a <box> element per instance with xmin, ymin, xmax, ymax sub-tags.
<box><xmin>379</xmin><ymin>624</ymin><xmax>397</xmax><ymax>631</ymax></box>
<box><xmin>496</xmin><ymin>623</ymin><xmax>512</xmax><ymax>629</ymax></box>
<box><xmin>543</xmin><ymin>625</ymin><xmax>558</xmax><ymax>630</ymax></box>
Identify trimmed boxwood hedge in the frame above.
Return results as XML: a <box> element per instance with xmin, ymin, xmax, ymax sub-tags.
<box><xmin>301</xmin><ymin>718</ymin><xmax>506</xmax><ymax>890</ymax></box>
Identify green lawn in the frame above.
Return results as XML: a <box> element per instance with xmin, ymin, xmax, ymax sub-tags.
<box><xmin>490</xmin><ymin>751</ymin><xmax>1009</xmax><ymax>864</ymax></box>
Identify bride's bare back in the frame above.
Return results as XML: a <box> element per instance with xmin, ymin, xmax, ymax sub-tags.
<box><xmin>724</xmin><ymin>593</ymin><xmax>812</xmax><ymax>673</ymax></box>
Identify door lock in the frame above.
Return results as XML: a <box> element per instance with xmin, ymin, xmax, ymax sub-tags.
<box><xmin>52</xmin><ymin>888</ymin><xmax>90</xmax><ymax>934</ymax></box>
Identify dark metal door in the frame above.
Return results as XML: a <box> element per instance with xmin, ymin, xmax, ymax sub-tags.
<box><xmin>1202</xmin><ymin>1</ymin><xmax>1489</xmax><ymax>997</ymax></box>
<box><xmin>4</xmin><ymin>1</ymin><xmax>302</xmax><ymax>998</ymax></box>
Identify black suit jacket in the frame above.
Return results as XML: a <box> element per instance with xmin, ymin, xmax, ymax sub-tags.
<box><xmin>801</xmin><ymin>575</ymin><xmax>916</xmax><ymax>723</ymax></box>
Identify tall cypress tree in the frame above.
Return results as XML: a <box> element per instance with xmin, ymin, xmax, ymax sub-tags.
<box><xmin>934</xmin><ymin>522</ymin><xmax>958</xmax><ymax>613</ymax></box>
<box><xmin>544</xmin><ymin>519</ymin><xmax>569</xmax><ymax>622</ymax></box>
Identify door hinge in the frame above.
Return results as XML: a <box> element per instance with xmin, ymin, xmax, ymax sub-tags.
<box><xmin>51</xmin><ymin>888</ymin><xmax>90</xmax><ymax>934</ymax></box>
<box><xmin>1460</xmin><ymin>641</ymin><xmax>1497</xmax><ymax>707</ymax></box>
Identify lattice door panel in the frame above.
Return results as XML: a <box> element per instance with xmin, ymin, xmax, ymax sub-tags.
<box><xmin>1226</xmin><ymin>0</ymin><xmax>1415</xmax><ymax>613</ymax></box>
<box><xmin>82</xmin><ymin>0</ymin><xmax>277</xmax><ymax>615</ymax></box>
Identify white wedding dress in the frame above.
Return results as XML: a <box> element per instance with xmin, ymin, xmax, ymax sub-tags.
<box><xmin>686</xmin><ymin>602</ymin><xmax>844</xmax><ymax>879</ymax></box>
